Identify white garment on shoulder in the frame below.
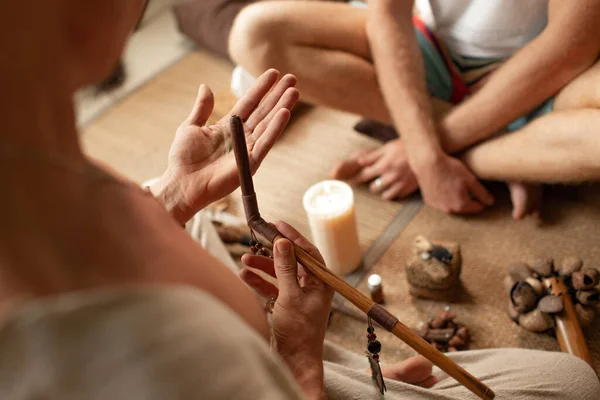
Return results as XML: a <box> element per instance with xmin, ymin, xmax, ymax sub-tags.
<box><xmin>415</xmin><ymin>0</ymin><xmax>548</xmax><ymax>58</ymax></box>
<box><xmin>0</xmin><ymin>287</ymin><xmax>304</xmax><ymax>400</ymax></box>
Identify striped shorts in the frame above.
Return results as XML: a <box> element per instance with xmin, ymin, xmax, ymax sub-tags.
<box><xmin>413</xmin><ymin>16</ymin><xmax>553</xmax><ymax>132</ymax></box>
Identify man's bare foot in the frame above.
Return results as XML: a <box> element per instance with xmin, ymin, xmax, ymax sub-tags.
<box><xmin>508</xmin><ymin>181</ymin><xmax>542</xmax><ymax>220</ymax></box>
<box><xmin>377</xmin><ymin>355</ymin><xmax>438</xmax><ymax>388</ymax></box>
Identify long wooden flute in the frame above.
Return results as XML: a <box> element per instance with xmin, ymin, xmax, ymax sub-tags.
<box><xmin>230</xmin><ymin>115</ymin><xmax>495</xmax><ymax>400</ymax></box>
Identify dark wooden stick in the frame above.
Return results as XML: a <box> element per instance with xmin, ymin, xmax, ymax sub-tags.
<box><xmin>230</xmin><ymin>115</ymin><xmax>495</xmax><ymax>400</ymax></box>
<box><xmin>543</xmin><ymin>277</ymin><xmax>595</xmax><ymax>368</ymax></box>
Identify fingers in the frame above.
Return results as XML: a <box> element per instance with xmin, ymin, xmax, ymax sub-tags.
<box><xmin>453</xmin><ymin>198</ymin><xmax>485</xmax><ymax>214</ymax></box>
<box><xmin>275</xmin><ymin>221</ymin><xmax>325</xmax><ymax>264</ymax></box>
<box><xmin>245</xmin><ymin>74</ymin><xmax>297</xmax><ymax>132</ymax></box>
<box><xmin>358</xmin><ymin>148</ymin><xmax>381</xmax><ymax>167</ymax></box>
<box><xmin>239</xmin><ymin>268</ymin><xmax>279</xmax><ymax>298</ymax></box>
<box><xmin>467</xmin><ymin>179</ymin><xmax>495</xmax><ymax>207</ymax></box>
<box><xmin>250</xmin><ymin>86</ymin><xmax>299</xmax><ymax>139</ymax></box>
<box><xmin>186</xmin><ymin>84</ymin><xmax>214</xmax><ymax>126</ymax></box>
<box><xmin>272</xmin><ymin>239</ymin><xmax>302</xmax><ymax>296</ymax></box>
<box><xmin>231</xmin><ymin>69</ymin><xmax>279</xmax><ymax>121</ymax></box>
<box><xmin>347</xmin><ymin>161</ymin><xmax>383</xmax><ymax>185</ymax></box>
<box><xmin>250</xmin><ymin>108</ymin><xmax>292</xmax><ymax>169</ymax></box>
<box><xmin>241</xmin><ymin>253</ymin><xmax>276</xmax><ymax>278</ymax></box>
<box><xmin>381</xmin><ymin>180</ymin><xmax>417</xmax><ymax>201</ymax></box>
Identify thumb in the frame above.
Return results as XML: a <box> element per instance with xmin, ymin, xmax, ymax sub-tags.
<box><xmin>186</xmin><ymin>84</ymin><xmax>214</xmax><ymax>126</ymax></box>
<box><xmin>273</xmin><ymin>239</ymin><xmax>301</xmax><ymax>296</ymax></box>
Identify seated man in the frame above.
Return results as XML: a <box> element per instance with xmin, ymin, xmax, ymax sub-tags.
<box><xmin>229</xmin><ymin>0</ymin><xmax>600</xmax><ymax>219</ymax></box>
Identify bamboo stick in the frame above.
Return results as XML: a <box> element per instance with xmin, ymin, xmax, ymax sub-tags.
<box><xmin>543</xmin><ymin>277</ymin><xmax>594</xmax><ymax>368</ymax></box>
<box><xmin>230</xmin><ymin>115</ymin><xmax>495</xmax><ymax>399</ymax></box>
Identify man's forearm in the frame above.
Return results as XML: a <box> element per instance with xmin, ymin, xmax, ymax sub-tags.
<box><xmin>367</xmin><ymin>1</ymin><xmax>442</xmax><ymax>166</ymax></box>
<box><xmin>439</xmin><ymin>0</ymin><xmax>600</xmax><ymax>153</ymax></box>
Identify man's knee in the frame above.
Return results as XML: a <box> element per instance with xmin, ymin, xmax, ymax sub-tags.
<box><xmin>228</xmin><ymin>2</ymin><xmax>288</xmax><ymax>75</ymax></box>
<box><xmin>526</xmin><ymin>352</ymin><xmax>600</xmax><ymax>399</ymax></box>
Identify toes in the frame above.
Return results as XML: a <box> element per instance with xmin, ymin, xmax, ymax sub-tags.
<box><xmin>509</xmin><ymin>182</ymin><xmax>542</xmax><ymax>220</ymax></box>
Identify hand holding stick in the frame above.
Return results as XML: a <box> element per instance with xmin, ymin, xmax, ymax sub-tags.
<box><xmin>230</xmin><ymin>115</ymin><xmax>494</xmax><ymax>400</ymax></box>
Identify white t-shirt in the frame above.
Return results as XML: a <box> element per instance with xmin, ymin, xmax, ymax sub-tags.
<box><xmin>415</xmin><ymin>0</ymin><xmax>549</xmax><ymax>58</ymax></box>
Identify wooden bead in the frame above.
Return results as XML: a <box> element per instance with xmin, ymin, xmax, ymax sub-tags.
<box><xmin>529</xmin><ymin>257</ymin><xmax>554</xmax><ymax>278</ymax></box>
<box><xmin>538</xmin><ymin>295</ymin><xmax>563</xmax><ymax>314</ymax></box>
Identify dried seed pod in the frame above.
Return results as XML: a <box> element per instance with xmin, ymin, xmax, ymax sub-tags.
<box><xmin>504</xmin><ymin>276</ymin><xmax>516</xmax><ymax>295</ymax></box>
<box><xmin>455</xmin><ymin>326</ymin><xmax>470</xmax><ymax>343</ymax></box>
<box><xmin>572</xmin><ymin>269</ymin><xmax>599</xmax><ymax>291</ymax></box>
<box><xmin>525</xmin><ymin>277</ymin><xmax>544</xmax><ymax>295</ymax></box>
<box><xmin>530</xmin><ymin>257</ymin><xmax>554</xmax><ymax>278</ymax></box>
<box><xmin>575</xmin><ymin>303</ymin><xmax>596</xmax><ymax>327</ymax></box>
<box><xmin>445</xmin><ymin>321</ymin><xmax>457</xmax><ymax>331</ymax></box>
<box><xmin>511</xmin><ymin>281</ymin><xmax>539</xmax><ymax>313</ymax></box>
<box><xmin>538</xmin><ymin>295</ymin><xmax>563</xmax><ymax>314</ymax></box>
<box><xmin>448</xmin><ymin>335</ymin><xmax>466</xmax><ymax>348</ymax></box>
<box><xmin>430</xmin><ymin>310</ymin><xmax>456</xmax><ymax>329</ymax></box>
<box><xmin>518</xmin><ymin>308</ymin><xmax>554</xmax><ymax>332</ymax></box>
<box><xmin>508</xmin><ymin>262</ymin><xmax>533</xmax><ymax>281</ymax></box>
<box><xmin>430</xmin><ymin>317</ymin><xmax>446</xmax><ymax>329</ymax></box>
<box><xmin>432</xmin><ymin>341</ymin><xmax>446</xmax><ymax>351</ymax></box>
<box><xmin>508</xmin><ymin>300</ymin><xmax>520</xmax><ymax>322</ymax></box>
<box><xmin>425</xmin><ymin>328</ymin><xmax>455</xmax><ymax>343</ymax></box>
<box><xmin>559</xmin><ymin>256</ymin><xmax>583</xmax><ymax>277</ymax></box>
<box><xmin>576</xmin><ymin>290</ymin><xmax>600</xmax><ymax>305</ymax></box>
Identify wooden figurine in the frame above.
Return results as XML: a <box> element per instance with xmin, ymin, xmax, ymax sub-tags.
<box><xmin>406</xmin><ymin>236</ymin><xmax>462</xmax><ymax>301</ymax></box>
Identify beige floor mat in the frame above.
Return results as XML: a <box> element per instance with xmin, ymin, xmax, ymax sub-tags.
<box><xmin>327</xmin><ymin>185</ymin><xmax>600</xmax><ymax>374</ymax></box>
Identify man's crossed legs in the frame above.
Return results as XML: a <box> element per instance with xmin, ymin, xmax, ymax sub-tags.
<box><xmin>229</xmin><ymin>1</ymin><xmax>600</xmax><ymax>219</ymax></box>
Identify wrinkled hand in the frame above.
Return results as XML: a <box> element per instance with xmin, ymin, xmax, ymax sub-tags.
<box><xmin>331</xmin><ymin>139</ymin><xmax>419</xmax><ymax>200</ymax></box>
<box><xmin>415</xmin><ymin>152</ymin><xmax>494</xmax><ymax>214</ymax></box>
<box><xmin>151</xmin><ymin>70</ymin><xmax>299</xmax><ymax>224</ymax></box>
<box><xmin>240</xmin><ymin>222</ymin><xmax>333</xmax><ymax>400</ymax></box>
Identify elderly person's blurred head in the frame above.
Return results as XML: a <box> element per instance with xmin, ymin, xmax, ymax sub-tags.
<box><xmin>2</xmin><ymin>0</ymin><xmax>147</xmax><ymax>93</ymax></box>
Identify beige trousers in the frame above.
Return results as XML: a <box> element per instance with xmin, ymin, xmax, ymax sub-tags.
<box><xmin>0</xmin><ymin>286</ymin><xmax>598</xmax><ymax>400</ymax></box>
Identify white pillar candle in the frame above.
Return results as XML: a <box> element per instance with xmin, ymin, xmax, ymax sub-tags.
<box><xmin>302</xmin><ymin>180</ymin><xmax>362</xmax><ymax>275</ymax></box>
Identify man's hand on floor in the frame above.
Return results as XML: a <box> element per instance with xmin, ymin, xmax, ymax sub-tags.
<box><xmin>331</xmin><ymin>140</ymin><xmax>419</xmax><ymax>200</ymax></box>
<box><xmin>413</xmin><ymin>151</ymin><xmax>495</xmax><ymax>214</ymax></box>
<box><xmin>331</xmin><ymin>139</ymin><xmax>495</xmax><ymax>214</ymax></box>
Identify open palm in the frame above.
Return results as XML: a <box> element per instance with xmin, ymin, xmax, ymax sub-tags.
<box><xmin>154</xmin><ymin>70</ymin><xmax>299</xmax><ymax>223</ymax></box>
